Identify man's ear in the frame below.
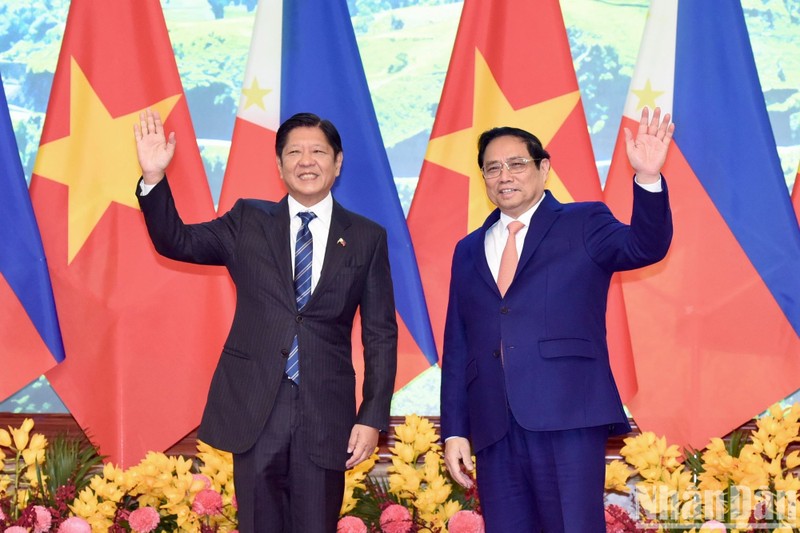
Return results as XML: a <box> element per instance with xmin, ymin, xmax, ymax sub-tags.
<box><xmin>276</xmin><ymin>156</ymin><xmax>284</xmax><ymax>180</ymax></box>
<box><xmin>335</xmin><ymin>152</ymin><xmax>343</xmax><ymax>176</ymax></box>
<box><xmin>540</xmin><ymin>158</ymin><xmax>551</xmax><ymax>175</ymax></box>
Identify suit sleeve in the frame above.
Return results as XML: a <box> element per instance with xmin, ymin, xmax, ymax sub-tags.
<box><xmin>355</xmin><ymin>228</ymin><xmax>398</xmax><ymax>432</ymax></box>
<box><xmin>137</xmin><ymin>177</ymin><xmax>238</xmax><ymax>266</ymax></box>
<box><xmin>585</xmin><ymin>177</ymin><xmax>673</xmax><ymax>271</ymax></box>
<box><xmin>440</xmin><ymin>243</ymin><xmax>470</xmax><ymax>441</ymax></box>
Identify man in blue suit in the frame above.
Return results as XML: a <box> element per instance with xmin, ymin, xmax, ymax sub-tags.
<box><xmin>441</xmin><ymin>107</ymin><xmax>674</xmax><ymax>532</ymax></box>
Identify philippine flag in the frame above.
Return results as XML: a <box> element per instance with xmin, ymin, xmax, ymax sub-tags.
<box><xmin>219</xmin><ymin>0</ymin><xmax>438</xmax><ymax>394</ymax></box>
<box><xmin>604</xmin><ymin>0</ymin><xmax>800</xmax><ymax>450</ymax></box>
<box><xmin>0</xmin><ymin>73</ymin><xmax>65</xmax><ymax>401</ymax></box>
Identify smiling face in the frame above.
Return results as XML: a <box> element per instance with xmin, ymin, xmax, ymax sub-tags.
<box><xmin>482</xmin><ymin>135</ymin><xmax>550</xmax><ymax>219</ymax></box>
<box><xmin>277</xmin><ymin>126</ymin><xmax>343</xmax><ymax>207</ymax></box>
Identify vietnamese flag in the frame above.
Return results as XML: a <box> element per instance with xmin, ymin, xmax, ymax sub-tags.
<box><xmin>0</xmin><ymin>73</ymin><xmax>65</xmax><ymax>400</ymax></box>
<box><xmin>605</xmin><ymin>0</ymin><xmax>800</xmax><ymax>450</ymax></box>
<box><xmin>218</xmin><ymin>0</ymin><xmax>437</xmax><ymax>395</ymax></box>
<box><xmin>30</xmin><ymin>1</ymin><xmax>233</xmax><ymax>466</ymax></box>
<box><xmin>406</xmin><ymin>0</ymin><xmax>638</xmax><ymax>400</ymax></box>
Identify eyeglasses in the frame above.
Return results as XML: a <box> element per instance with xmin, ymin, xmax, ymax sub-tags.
<box><xmin>481</xmin><ymin>157</ymin><xmax>542</xmax><ymax>180</ymax></box>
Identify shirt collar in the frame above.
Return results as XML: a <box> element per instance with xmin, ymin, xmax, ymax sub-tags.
<box><xmin>499</xmin><ymin>191</ymin><xmax>546</xmax><ymax>230</ymax></box>
<box><xmin>288</xmin><ymin>193</ymin><xmax>333</xmax><ymax>224</ymax></box>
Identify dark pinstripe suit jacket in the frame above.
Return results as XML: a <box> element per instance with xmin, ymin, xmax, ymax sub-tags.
<box><xmin>138</xmin><ymin>178</ymin><xmax>397</xmax><ymax>470</ymax></box>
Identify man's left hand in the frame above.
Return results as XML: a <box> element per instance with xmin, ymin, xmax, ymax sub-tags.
<box><xmin>624</xmin><ymin>106</ymin><xmax>675</xmax><ymax>184</ymax></box>
<box><xmin>346</xmin><ymin>424</ymin><xmax>379</xmax><ymax>468</ymax></box>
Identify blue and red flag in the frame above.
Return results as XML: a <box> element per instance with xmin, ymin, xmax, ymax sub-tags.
<box><xmin>605</xmin><ymin>0</ymin><xmax>800</xmax><ymax>449</ymax></box>
<box><xmin>219</xmin><ymin>0</ymin><xmax>437</xmax><ymax>393</ymax></box>
<box><xmin>0</xmin><ymin>73</ymin><xmax>65</xmax><ymax>400</ymax></box>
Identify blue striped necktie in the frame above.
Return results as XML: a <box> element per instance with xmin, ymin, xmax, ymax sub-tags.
<box><xmin>285</xmin><ymin>211</ymin><xmax>316</xmax><ymax>384</ymax></box>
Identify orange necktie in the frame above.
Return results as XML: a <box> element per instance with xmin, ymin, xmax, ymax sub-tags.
<box><xmin>497</xmin><ymin>221</ymin><xmax>525</xmax><ymax>296</ymax></box>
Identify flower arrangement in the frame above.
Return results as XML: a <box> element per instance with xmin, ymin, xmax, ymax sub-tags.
<box><xmin>0</xmin><ymin>418</ymin><xmax>237</xmax><ymax>533</ymax></box>
<box><xmin>0</xmin><ymin>419</ymin><xmax>102</xmax><ymax>532</ymax></box>
<box><xmin>70</xmin><ymin>442</ymin><xmax>237</xmax><ymax>532</ymax></box>
<box><xmin>11</xmin><ymin>404</ymin><xmax>798</xmax><ymax>533</ymax></box>
<box><xmin>338</xmin><ymin>415</ymin><xmax>483</xmax><ymax>533</ymax></box>
<box><xmin>604</xmin><ymin>402</ymin><xmax>800</xmax><ymax>532</ymax></box>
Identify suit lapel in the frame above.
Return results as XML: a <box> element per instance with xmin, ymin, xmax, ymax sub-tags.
<box><xmin>306</xmin><ymin>199</ymin><xmax>352</xmax><ymax>304</ymax></box>
<box><xmin>472</xmin><ymin>209</ymin><xmax>502</xmax><ymax>296</ymax></box>
<box><xmin>262</xmin><ymin>197</ymin><xmax>295</xmax><ymax>305</ymax></box>
<box><xmin>516</xmin><ymin>191</ymin><xmax>561</xmax><ymax>276</ymax></box>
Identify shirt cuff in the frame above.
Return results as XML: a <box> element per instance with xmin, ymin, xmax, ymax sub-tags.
<box><xmin>138</xmin><ymin>180</ymin><xmax>157</xmax><ymax>196</ymax></box>
<box><xmin>634</xmin><ymin>176</ymin><xmax>663</xmax><ymax>193</ymax></box>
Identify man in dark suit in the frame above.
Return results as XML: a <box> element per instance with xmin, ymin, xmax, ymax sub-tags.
<box><xmin>441</xmin><ymin>107</ymin><xmax>674</xmax><ymax>531</ymax></box>
<box><xmin>134</xmin><ymin>110</ymin><xmax>397</xmax><ymax>533</ymax></box>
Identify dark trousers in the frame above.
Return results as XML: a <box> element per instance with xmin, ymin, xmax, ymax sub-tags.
<box><xmin>233</xmin><ymin>377</ymin><xmax>345</xmax><ymax>533</ymax></box>
<box><xmin>476</xmin><ymin>414</ymin><xmax>608</xmax><ymax>532</ymax></box>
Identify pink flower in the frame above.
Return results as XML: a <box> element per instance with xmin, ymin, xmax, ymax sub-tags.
<box><xmin>193</xmin><ymin>474</ymin><xmax>212</xmax><ymax>489</ymax></box>
<box><xmin>700</xmin><ymin>521</ymin><xmax>727</xmax><ymax>532</ymax></box>
<box><xmin>604</xmin><ymin>504</ymin><xmax>638</xmax><ymax>533</ymax></box>
<box><xmin>0</xmin><ymin>509</ymin><xmax>5</xmax><ymax>521</ymax></box>
<box><xmin>56</xmin><ymin>517</ymin><xmax>91</xmax><ymax>533</ymax></box>
<box><xmin>379</xmin><ymin>504</ymin><xmax>412</xmax><ymax>533</ymax></box>
<box><xmin>448</xmin><ymin>510</ymin><xmax>485</xmax><ymax>533</ymax></box>
<box><xmin>193</xmin><ymin>489</ymin><xmax>224</xmax><ymax>516</ymax></box>
<box><xmin>33</xmin><ymin>505</ymin><xmax>53</xmax><ymax>533</ymax></box>
<box><xmin>6</xmin><ymin>527</ymin><xmax>29</xmax><ymax>533</ymax></box>
<box><xmin>128</xmin><ymin>506</ymin><xmax>161</xmax><ymax>533</ymax></box>
<box><xmin>232</xmin><ymin>493</ymin><xmax>238</xmax><ymax>510</ymax></box>
<box><xmin>337</xmin><ymin>516</ymin><xmax>368</xmax><ymax>533</ymax></box>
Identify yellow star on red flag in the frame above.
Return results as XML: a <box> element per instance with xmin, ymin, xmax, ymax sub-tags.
<box><xmin>33</xmin><ymin>58</ymin><xmax>180</xmax><ymax>263</ymax></box>
<box><xmin>424</xmin><ymin>49</ymin><xmax>580</xmax><ymax>231</ymax></box>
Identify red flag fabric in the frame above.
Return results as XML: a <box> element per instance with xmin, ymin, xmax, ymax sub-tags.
<box><xmin>30</xmin><ymin>1</ymin><xmax>232</xmax><ymax>466</ymax></box>
<box><xmin>605</xmin><ymin>1</ymin><xmax>800</xmax><ymax>450</ymax></box>
<box><xmin>406</xmin><ymin>0</ymin><xmax>637</xmax><ymax>399</ymax></box>
<box><xmin>216</xmin><ymin>0</ymin><xmax>283</xmax><ymax>214</ymax></box>
<box><xmin>793</xmin><ymin>162</ymin><xmax>800</xmax><ymax>221</ymax></box>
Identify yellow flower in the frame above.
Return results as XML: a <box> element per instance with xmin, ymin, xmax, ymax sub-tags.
<box><xmin>0</xmin><ymin>428</ymin><xmax>11</xmax><ymax>447</ymax></box>
<box><xmin>605</xmin><ymin>460</ymin><xmax>633</xmax><ymax>493</ymax></box>
<box><xmin>10</xmin><ymin>418</ymin><xmax>34</xmax><ymax>450</ymax></box>
<box><xmin>785</xmin><ymin>450</ymin><xmax>800</xmax><ymax>470</ymax></box>
<box><xmin>391</xmin><ymin>441</ymin><xmax>417</xmax><ymax>464</ymax></box>
<box><xmin>16</xmin><ymin>487</ymin><xmax>30</xmax><ymax>508</ymax></box>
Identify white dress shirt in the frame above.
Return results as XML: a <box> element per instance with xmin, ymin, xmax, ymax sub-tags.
<box><xmin>287</xmin><ymin>193</ymin><xmax>332</xmax><ymax>293</ymax></box>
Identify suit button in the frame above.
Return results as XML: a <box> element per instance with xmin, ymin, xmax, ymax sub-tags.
<box><xmin>280</xmin><ymin>349</ymin><xmax>289</xmax><ymax>358</ymax></box>
<box><xmin>493</xmin><ymin>350</ymin><xmax>501</xmax><ymax>358</ymax></box>
<box><xmin>295</xmin><ymin>315</ymin><xmax>303</xmax><ymax>323</ymax></box>
<box><xmin>500</xmin><ymin>306</ymin><xmax>509</xmax><ymax>314</ymax></box>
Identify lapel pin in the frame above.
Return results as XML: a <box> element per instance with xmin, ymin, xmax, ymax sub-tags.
<box><xmin>337</xmin><ymin>238</ymin><xmax>346</xmax><ymax>247</ymax></box>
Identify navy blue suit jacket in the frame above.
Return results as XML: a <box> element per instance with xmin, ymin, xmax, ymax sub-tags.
<box><xmin>441</xmin><ymin>182</ymin><xmax>672</xmax><ymax>453</ymax></box>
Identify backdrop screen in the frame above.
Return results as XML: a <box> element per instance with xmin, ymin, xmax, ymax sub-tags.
<box><xmin>1</xmin><ymin>0</ymin><xmax>798</xmax><ymax>414</ymax></box>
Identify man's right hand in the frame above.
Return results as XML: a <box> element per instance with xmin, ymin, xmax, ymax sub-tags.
<box><xmin>134</xmin><ymin>109</ymin><xmax>175</xmax><ymax>185</ymax></box>
<box><xmin>444</xmin><ymin>437</ymin><xmax>475</xmax><ymax>489</ymax></box>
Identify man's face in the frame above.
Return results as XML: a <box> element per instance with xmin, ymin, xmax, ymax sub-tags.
<box><xmin>482</xmin><ymin>135</ymin><xmax>549</xmax><ymax>218</ymax></box>
<box><xmin>277</xmin><ymin>126</ymin><xmax>343</xmax><ymax>207</ymax></box>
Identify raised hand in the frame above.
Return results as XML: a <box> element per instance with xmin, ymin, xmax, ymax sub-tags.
<box><xmin>624</xmin><ymin>106</ymin><xmax>675</xmax><ymax>184</ymax></box>
<box><xmin>134</xmin><ymin>109</ymin><xmax>176</xmax><ymax>185</ymax></box>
